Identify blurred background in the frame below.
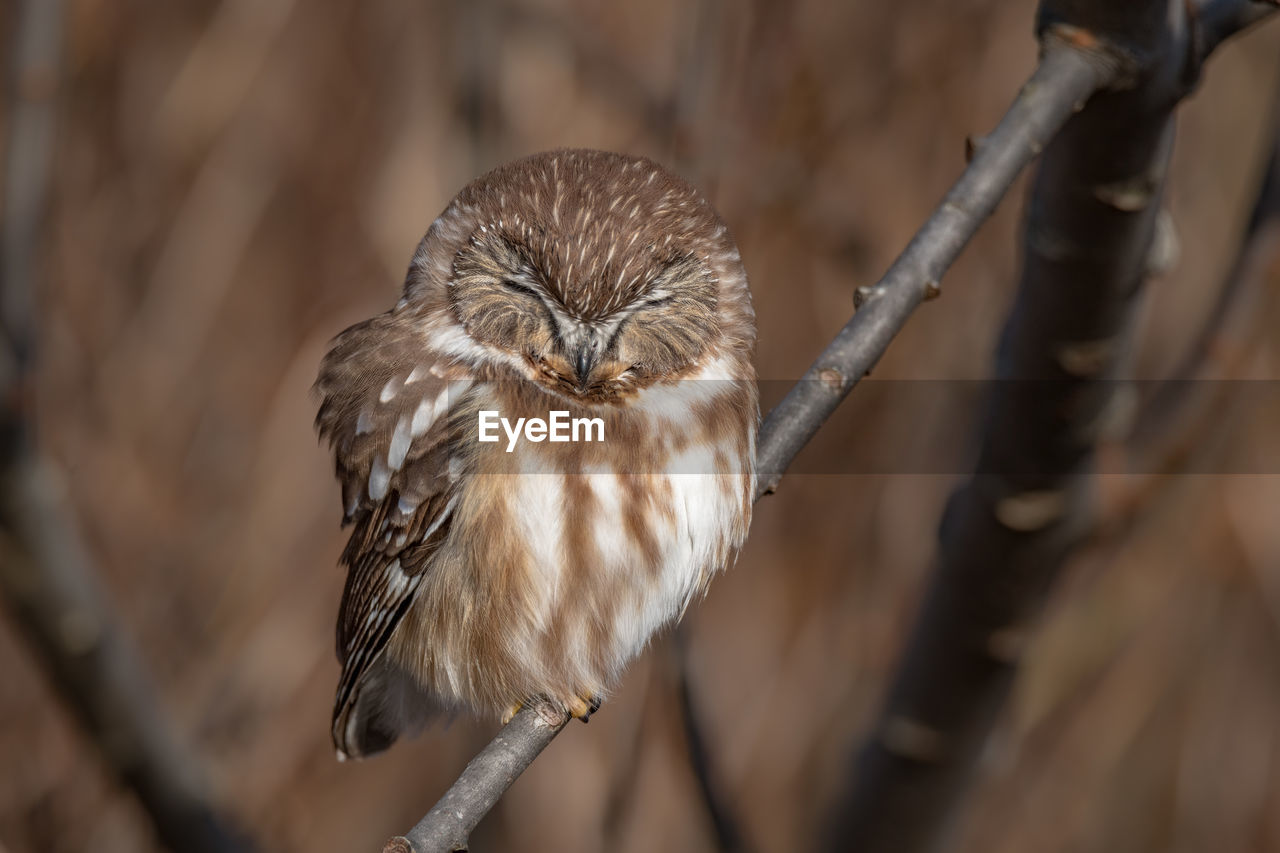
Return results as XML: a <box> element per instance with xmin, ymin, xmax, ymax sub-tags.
<box><xmin>2</xmin><ymin>0</ymin><xmax>1280</xmax><ymax>850</ymax></box>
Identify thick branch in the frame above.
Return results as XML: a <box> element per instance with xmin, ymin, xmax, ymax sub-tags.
<box><xmin>825</xmin><ymin>1</ymin><xmax>1275</xmax><ymax>851</ymax></box>
<box><xmin>385</xmin><ymin>32</ymin><xmax>1109</xmax><ymax>853</ymax></box>
<box><xmin>0</xmin><ymin>2</ymin><xmax>253</xmax><ymax>851</ymax></box>
<box><xmin>0</xmin><ymin>464</ymin><xmax>254</xmax><ymax>853</ymax></box>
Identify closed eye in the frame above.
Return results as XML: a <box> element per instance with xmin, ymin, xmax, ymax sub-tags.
<box><xmin>605</xmin><ymin>294</ymin><xmax>667</xmax><ymax>352</ymax></box>
<box><xmin>501</xmin><ymin>277</ymin><xmax>540</xmax><ymax>298</ymax></box>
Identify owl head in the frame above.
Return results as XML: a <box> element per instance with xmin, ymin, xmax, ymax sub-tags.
<box><xmin>401</xmin><ymin>149</ymin><xmax>754</xmax><ymax>402</ymax></box>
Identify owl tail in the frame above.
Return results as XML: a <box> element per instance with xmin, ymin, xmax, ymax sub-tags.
<box><xmin>333</xmin><ymin>658</ymin><xmax>441</xmax><ymax>760</ymax></box>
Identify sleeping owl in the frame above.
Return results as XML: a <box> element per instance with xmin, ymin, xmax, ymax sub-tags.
<box><xmin>315</xmin><ymin>149</ymin><xmax>757</xmax><ymax>758</ymax></box>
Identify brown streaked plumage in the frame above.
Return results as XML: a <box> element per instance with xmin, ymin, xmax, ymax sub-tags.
<box><xmin>315</xmin><ymin>149</ymin><xmax>757</xmax><ymax>759</ymax></box>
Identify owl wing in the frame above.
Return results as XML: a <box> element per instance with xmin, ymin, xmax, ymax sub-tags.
<box><xmin>314</xmin><ymin>312</ymin><xmax>468</xmax><ymax>756</ymax></box>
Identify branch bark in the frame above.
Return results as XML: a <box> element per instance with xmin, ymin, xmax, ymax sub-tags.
<box><xmin>0</xmin><ymin>2</ymin><xmax>254</xmax><ymax>851</ymax></box>
<box><xmin>824</xmin><ymin>1</ymin><xmax>1276</xmax><ymax>852</ymax></box>
<box><xmin>385</xmin><ymin>25</ymin><xmax>1112</xmax><ymax>853</ymax></box>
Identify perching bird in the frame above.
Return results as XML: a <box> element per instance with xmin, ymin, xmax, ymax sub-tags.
<box><xmin>315</xmin><ymin>149</ymin><xmax>757</xmax><ymax>759</ymax></box>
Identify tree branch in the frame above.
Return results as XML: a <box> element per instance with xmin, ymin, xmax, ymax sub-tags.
<box><xmin>673</xmin><ymin>627</ymin><xmax>751</xmax><ymax>853</ymax></box>
<box><xmin>1098</xmin><ymin>75</ymin><xmax>1280</xmax><ymax>541</ymax></box>
<box><xmin>384</xmin><ymin>26</ymin><xmax>1111</xmax><ymax>853</ymax></box>
<box><xmin>385</xmin><ymin>708</ymin><xmax>566</xmax><ymax>853</ymax></box>
<box><xmin>0</xmin><ymin>2</ymin><xmax>254</xmax><ymax>851</ymax></box>
<box><xmin>1196</xmin><ymin>0</ymin><xmax>1280</xmax><ymax>59</ymax></box>
<box><xmin>1128</xmin><ymin>81</ymin><xmax>1280</xmax><ymax>460</ymax></box>
<box><xmin>824</xmin><ymin>1</ymin><xmax>1276</xmax><ymax>851</ymax></box>
<box><xmin>754</xmin><ymin>44</ymin><xmax>1110</xmax><ymax>494</ymax></box>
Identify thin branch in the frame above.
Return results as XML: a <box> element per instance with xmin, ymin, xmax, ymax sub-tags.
<box><xmin>825</xmin><ymin>1</ymin><xmax>1276</xmax><ymax>851</ymax></box>
<box><xmin>599</xmin><ymin>657</ymin><xmax>656</xmax><ymax>846</ymax></box>
<box><xmin>386</xmin><ymin>707</ymin><xmax>567</xmax><ymax>853</ymax></box>
<box><xmin>385</xmin><ymin>29</ymin><xmax>1110</xmax><ymax>853</ymax></box>
<box><xmin>674</xmin><ymin>629</ymin><xmax>751</xmax><ymax>853</ymax></box>
<box><xmin>753</xmin><ymin>45</ymin><xmax>1108</xmax><ymax>494</ymax></box>
<box><xmin>1130</xmin><ymin>81</ymin><xmax>1280</xmax><ymax>449</ymax></box>
<box><xmin>1099</xmin><ymin>77</ymin><xmax>1280</xmax><ymax>537</ymax></box>
<box><xmin>1</xmin><ymin>0</ymin><xmax>60</xmax><ymax>355</ymax></box>
<box><xmin>0</xmin><ymin>2</ymin><xmax>254</xmax><ymax>851</ymax></box>
<box><xmin>1196</xmin><ymin>0</ymin><xmax>1280</xmax><ymax>58</ymax></box>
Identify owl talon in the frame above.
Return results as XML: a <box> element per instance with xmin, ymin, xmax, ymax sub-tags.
<box><xmin>567</xmin><ymin>693</ymin><xmax>603</xmax><ymax>722</ymax></box>
<box><xmin>501</xmin><ymin>702</ymin><xmax>523</xmax><ymax>725</ymax></box>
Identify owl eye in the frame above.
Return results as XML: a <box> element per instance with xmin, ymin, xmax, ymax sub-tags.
<box><xmin>500</xmin><ymin>278</ymin><xmax>539</xmax><ymax>298</ymax></box>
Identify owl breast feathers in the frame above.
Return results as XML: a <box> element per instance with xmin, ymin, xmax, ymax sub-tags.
<box><xmin>315</xmin><ymin>149</ymin><xmax>757</xmax><ymax>759</ymax></box>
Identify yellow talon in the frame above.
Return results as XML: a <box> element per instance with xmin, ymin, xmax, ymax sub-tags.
<box><xmin>505</xmin><ymin>694</ymin><xmax>601</xmax><ymax>725</ymax></box>
<box><xmin>566</xmin><ymin>696</ymin><xmax>591</xmax><ymax>719</ymax></box>
<box><xmin>566</xmin><ymin>693</ymin><xmax>603</xmax><ymax>722</ymax></box>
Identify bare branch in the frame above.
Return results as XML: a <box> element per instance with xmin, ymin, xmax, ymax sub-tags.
<box><xmin>1195</xmin><ymin>0</ymin><xmax>1279</xmax><ymax>59</ymax></box>
<box><xmin>0</xmin><ymin>2</ymin><xmax>254</xmax><ymax>851</ymax></box>
<box><xmin>0</xmin><ymin>465</ymin><xmax>254</xmax><ymax>853</ymax></box>
<box><xmin>674</xmin><ymin>628</ymin><xmax>751</xmax><ymax>853</ymax></box>
<box><xmin>384</xmin><ymin>27</ymin><xmax>1110</xmax><ymax>853</ymax></box>
<box><xmin>1103</xmin><ymin>81</ymin><xmax>1280</xmax><ymax>536</ymax></box>
<box><xmin>753</xmin><ymin>45</ymin><xmax>1106</xmax><ymax>494</ymax></box>
<box><xmin>824</xmin><ymin>1</ymin><xmax>1277</xmax><ymax>851</ymax></box>
<box><xmin>1</xmin><ymin>0</ymin><xmax>61</xmax><ymax>356</ymax></box>
<box><xmin>1133</xmin><ymin>85</ymin><xmax>1280</xmax><ymax>441</ymax></box>
<box><xmin>385</xmin><ymin>706</ymin><xmax>566</xmax><ymax>853</ymax></box>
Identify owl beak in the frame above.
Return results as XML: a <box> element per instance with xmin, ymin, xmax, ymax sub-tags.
<box><xmin>574</xmin><ymin>343</ymin><xmax>598</xmax><ymax>389</ymax></box>
<box><xmin>572</xmin><ymin>329</ymin><xmax>603</xmax><ymax>389</ymax></box>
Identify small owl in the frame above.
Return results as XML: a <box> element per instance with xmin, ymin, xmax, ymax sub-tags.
<box><xmin>315</xmin><ymin>149</ymin><xmax>757</xmax><ymax>759</ymax></box>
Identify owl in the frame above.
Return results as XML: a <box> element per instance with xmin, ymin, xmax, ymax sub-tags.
<box><xmin>315</xmin><ymin>149</ymin><xmax>757</xmax><ymax>759</ymax></box>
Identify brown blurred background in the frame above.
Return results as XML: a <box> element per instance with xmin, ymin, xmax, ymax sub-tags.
<box><xmin>2</xmin><ymin>1</ymin><xmax>1280</xmax><ymax>851</ymax></box>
